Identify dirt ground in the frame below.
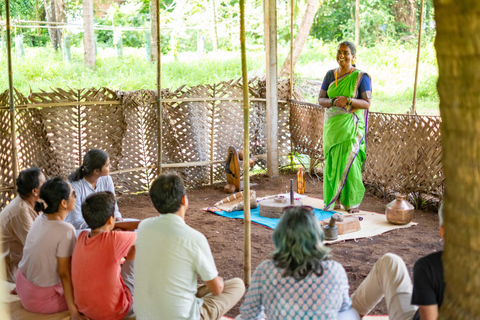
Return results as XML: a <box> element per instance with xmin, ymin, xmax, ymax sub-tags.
<box><xmin>118</xmin><ymin>173</ymin><xmax>443</xmax><ymax>317</ymax></box>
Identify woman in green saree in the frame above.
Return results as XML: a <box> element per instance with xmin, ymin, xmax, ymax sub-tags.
<box><xmin>318</xmin><ymin>41</ymin><xmax>372</xmax><ymax>213</ymax></box>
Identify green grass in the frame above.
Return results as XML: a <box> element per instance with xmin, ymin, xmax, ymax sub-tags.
<box><xmin>0</xmin><ymin>39</ymin><xmax>439</xmax><ymax>115</ymax></box>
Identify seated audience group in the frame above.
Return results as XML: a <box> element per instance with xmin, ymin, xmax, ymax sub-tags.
<box><xmin>0</xmin><ymin>149</ymin><xmax>444</xmax><ymax>320</ymax></box>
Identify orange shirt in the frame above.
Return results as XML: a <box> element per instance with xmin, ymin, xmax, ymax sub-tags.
<box><xmin>72</xmin><ymin>231</ymin><xmax>136</xmax><ymax>320</ymax></box>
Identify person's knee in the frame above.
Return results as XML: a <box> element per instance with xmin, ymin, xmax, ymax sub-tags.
<box><xmin>377</xmin><ymin>253</ymin><xmax>406</xmax><ymax>270</ymax></box>
<box><xmin>225</xmin><ymin>278</ymin><xmax>246</xmax><ymax>295</ymax></box>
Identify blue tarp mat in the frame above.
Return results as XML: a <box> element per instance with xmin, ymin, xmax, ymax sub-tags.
<box><xmin>208</xmin><ymin>206</ymin><xmax>336</xmax><ymax>229</ymax></box>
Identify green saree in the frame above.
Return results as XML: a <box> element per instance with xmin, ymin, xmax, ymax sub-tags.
<box><xmin>323</xmin><ymin>70</ymin><xmax>370</xmax><ymax>211</ymax></box>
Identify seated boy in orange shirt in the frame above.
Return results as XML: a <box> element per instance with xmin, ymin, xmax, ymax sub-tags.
<box><xmin>71</xmin><ymin>191</ymin><xmax>139</xmax><ymax>320</ymax></box>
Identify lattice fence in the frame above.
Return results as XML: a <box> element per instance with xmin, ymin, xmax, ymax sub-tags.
<box><xmin>0</xmin><ymin>79</ymin><xmax>292</xmax><ymax>208</ymax></box>
<box><xmin>290</xmin><ymin>101</ymin><xmax>444</xmax><ymax>198</ymax></box>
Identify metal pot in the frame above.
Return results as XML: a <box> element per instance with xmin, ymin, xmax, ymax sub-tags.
<box><xmin>385</xmin><ymin>194</ymin><xmax>414</xmax><ymax>225</ymax></box>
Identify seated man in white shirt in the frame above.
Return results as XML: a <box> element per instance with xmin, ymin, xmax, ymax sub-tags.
<box><xmin>134</xmin><ymin>174</ymin><xmax>245</xmax><ymax>320</ymax></box>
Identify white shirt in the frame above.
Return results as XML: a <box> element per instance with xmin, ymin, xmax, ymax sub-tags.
<box><xmin>134</xmin><ymin>214</ymin><xmax>218</xmax><ymax>320</ymax></box>
<box><xmin>66</xmin><ymin>176</ymin><xmax>121</xmax><ymax>230</ymax></box>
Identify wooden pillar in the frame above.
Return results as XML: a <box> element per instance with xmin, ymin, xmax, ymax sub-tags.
<box><xmin>240</xmin><ymin>0</ymin><xmax>251</xmax><ymax>285</ymax></box>
<box><xmin>355</xmin><ymin>0</ymin><xmax>360</xmax><ymax>47</ymax></box>
<box><xmin>156</xmin><ymin>0</ymin><xmax>162</xmax><ymax>176</ymax></box>
<box><xmin>411</xmin><ymin>0</ymin><xmax>425</xmax><ymax>115</ymax></box>
<box><xmin>5</xmin><ymin>0</ymin><xmax>18</xmax><ymax>195</ymax></box>
<box><xmin>265</xmin><ymin>0</ymin><xmax>279</xmax><ymax>178</ymax></box>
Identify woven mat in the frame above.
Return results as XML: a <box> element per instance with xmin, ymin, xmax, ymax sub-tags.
<box><xmin>301</xmin><ymin>197</ymin><xmax>417</xmax><ymax>244</ymax></box>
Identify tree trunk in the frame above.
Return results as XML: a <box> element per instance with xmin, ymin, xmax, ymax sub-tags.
<box><xmin>434</xmin><ymin>0</ymin><xmax>480</xmax><ymax>318</ymax></box>
<box><xmin>393</xmin><ymin>0</ymin><xmax>416</xmax><ymax>32</ymax></box>
<box><xmin>150</xmin><ymin>0</ymin><xmax>158</xmax><ymax>62</ymax></box>
<box><xmin>83</xmin><ymin>0</ymin><xmax>95</xmax><ymax>68</ymax></box>
<box><xmin>43</xmin><ymin>0</ymin><xmax>65</xmax><ymax>50</ymax></box>
<box><xmin>354</xmin><ymin>0</ymin><xmax>360</xmax><ymax>47</ymax></box>
<box><xmin>279</xmin><ymin>0</ymin><xmax>319</xmax><ymax>77</ymax></box>
<box><xmin>211</xmin><ymin>0</ymin><xmax>219</xmax><ymax>51</ymax></box>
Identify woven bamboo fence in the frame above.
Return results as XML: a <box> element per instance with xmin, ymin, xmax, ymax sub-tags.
<box><xmin>0</xmin><ymin>79</ymin><xmax>294</xmax><ymax>209</ymax></box>
<box><xmin>290</xmin><ymin>100</ymin><xmax>444</xmax><ymax>199</ymax></box>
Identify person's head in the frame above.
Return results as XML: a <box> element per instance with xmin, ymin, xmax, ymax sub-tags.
<box><xmin>68</xmin><ymin>149</ymin><xmax>110</xmax><ymax>182</ymax></box>
<box><xmin>337</xmin><ymin>41</ymin><xmax>357</xmax><ymax>68</ymax></box>
<box><xmin>16</xmin><ymin>167</ymin><xmax>46</xmax><ymax>199</ymax></box>
<box><xmin>34</xmin><ymin>177</ymin><xmax>76</xmax><ymax>215</ymax></box>
<box><xmin>81</xmin><ymin>191</ymin><xmax>116</xmax><ymax>230</ymax></box>
<box><xmin>150</xmin><ymin>174</ymin><xmax>187</xmax><ymax>214</ymax></box>
<box><xmin>272</xmin><ymin>206</ymin><xmax>330</xmax><ymax>281</ymax></box>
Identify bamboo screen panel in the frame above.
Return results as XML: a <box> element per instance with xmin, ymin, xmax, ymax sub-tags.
<box><xmin>0</xmin><ymin>80</ymin><xmax>292</xmax><ymax>209</ymax></box>
<box><xmin>290</xmin><ymin>101</ymin><xmax>444</xmax><ymax>197</ymax></box>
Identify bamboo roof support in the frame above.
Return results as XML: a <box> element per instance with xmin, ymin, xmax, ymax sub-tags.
<box><xmin>5</xmin><ymin>0</ymin><xmax>18</xmax><ymax>196</ymax></box>
<box><xmin>265</xmin><ymin>0</ymin><xmax>279</xmax><ymax>178</ymax></box>
<box><xmin>411</xmin><ymin>0</ymin><xmax>425</xmax><ymax>115</ymax></box>
<box><xmin>240</xmin><ymin>0</ymin><xmax>251</xmax><ymax>285</ymax></box>
<box><xmin>156</xmin><ymin>0</ymin><xmax>162</xmax><ymax>177</ymax></box>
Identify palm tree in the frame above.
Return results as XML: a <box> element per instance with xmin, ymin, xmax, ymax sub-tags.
<box><xmin>83</xmin><ymin>0</ymin><xmax>95</xmax><ymax>67</ymax></box>
<box><xmin>279</xmin><ymin>0</ymin><xmax>320</xmax><ymax>77</ymax></box>
<box><xmin>434</xmin><ymin>0</ymin><xmax>480</xmax><ymax>317</ymax></box>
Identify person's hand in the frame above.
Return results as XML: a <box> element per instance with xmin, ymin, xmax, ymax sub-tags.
<box><xmin>334</xmin><ymin>96</ymin><xmax>347</xmax><ymax>108</ymax></box>
<box><xmin>71</xmin><ymin>312</ymin><xmax>89</xmax><ymax>320</ymax></box>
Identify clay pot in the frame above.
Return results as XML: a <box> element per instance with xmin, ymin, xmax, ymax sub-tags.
<box><xmin>385</xmin><ymin>194</ymin><xmax>414</xmax><ymax>225</ymax></box>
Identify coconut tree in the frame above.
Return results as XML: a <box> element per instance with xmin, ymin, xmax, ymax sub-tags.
<box><xmin>279</xmin><ymin>0</ymin><xmax>320</xmax><ymax>77</ymax></box>
<box><xmin>83</xmin><ymin>0</ymin><xmax>95</xmax><ymax>67</ymax></box>
<box><xmin>434</xmin><ymin>0</ymin><xmax>480</xmax><ymax>318</ymax></box>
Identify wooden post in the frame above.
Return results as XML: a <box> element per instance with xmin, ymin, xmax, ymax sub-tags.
<box><xmin>355</xmin><ymin>0</ymin><xmax>360</xmax><ymax>47</ymax></box>
<box><xmin>156</xmin><ymin>0</ymin><xmax>162</xmax><ymax>176</ymax></box>
<box><xmin>411</xmin><ymin>0</ymin><xmax>425</xmax><ymax>115</ymax></box>
<box><xmin>289</xmin><ymin>0</ymin><xmax>294</xmax><ymax>169</ymax></box>
<box><xmin>240</xmin><ymin>0</ymin><xmax>251</xmax><ymax>286</ymax></box>
<box><xmin>77</xmin><ymin>91</ymin><xmax>82</xmax><ymax>166</ymax></box>
<box><xmin>210</xmin><ymin>84</ymin><xmax>216</xmax><ymax>185</ymax></box>
<box><xmin>5</xmin><ymin>0</ymin><xmax>18</xmax><ymax>195</ymax></box>
<box><xmin>265</xmin><ymin>0</ymin><xmax>279</xmax><ymax>178</ymax></box>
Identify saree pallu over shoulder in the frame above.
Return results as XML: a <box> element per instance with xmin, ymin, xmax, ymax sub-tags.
<box><xmin>323</xmin><ymin>70</ymin><xmax>370</xmax><ymax>211</ymax></box>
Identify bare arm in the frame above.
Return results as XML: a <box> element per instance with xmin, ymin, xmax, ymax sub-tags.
<box><xmin>57</xmin><ymin>257</ymin><xmax>88</xmax><ymax>320</ymax></box>
<box><xmin>318</xmin><ymin>89</ymin><xmax>332</xmax><ymax>108</ymax></box>
<box><xmin>334</xmin><ymin>96</ymin><xmax>371</xmax><ymax>112</ymax></box>
<box><xmin>114</xmin><ymin>220</ymin><xmax>141</xmax><ymax>231</ymax></box>
<box><xmin>418</xmin><ymin>305</ymin><xmax>438</xmax><ymax>320</ymax></box>
<box><xmin>205</xmin><ymin>276</ymin><xmax>224</xmax><ymax>295</ymax></box>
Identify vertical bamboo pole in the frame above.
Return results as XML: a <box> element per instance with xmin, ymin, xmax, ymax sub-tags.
<box><xmin>156</xmin><ymin>0</ymin><xmax>162</xmax><ymax>176</ymax></box>
<box><xmin>240</xmin><ymin>0</ymin><xmax>251</xmax><ymax>285</ymax></box>
<box><xmin>289</xmin><ymin>0</ymin><xmax>294</xmax><ymax>169</ymax></box>
<box><xmin>411</xmin><ymin>0</ymin><xmax>425</xmax><ymax>115</ymax></box>
<box><xmin>210</xmin><ymin>84</ymin><xmax>216</xmax><ymax>185</ymax></box>
<box><xmin>289</xmin><ymin>0</ymin><xmax>294</xmax><ymax>99</ymax></box>
<box><xmin>5</xmin><ymin>0</ymin><xmax>18</xmax><ymax>196</ymax></box>
<box><xmin>77</xmin><ymin>91</ymin><xmax>82</xmax><ymax>166</ymax></box>
<box><xmin>265</xmin><ymin>0</ymin><xmax>279</xmax><ymax>178</ymax></box>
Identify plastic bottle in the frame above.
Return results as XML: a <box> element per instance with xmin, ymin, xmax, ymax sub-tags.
<box><xmin>297</xmin><ymin>167</ymin><xmax>305</xmax><ymax>194</ymax></box>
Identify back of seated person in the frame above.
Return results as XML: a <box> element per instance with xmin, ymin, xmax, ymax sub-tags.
<box><xmin>0</xmin><ymin>168</ymin><xmax>45</xmax><ymax>283</ymax></box>
<box><xmin>15</xmin><ymin>177</ymin><xmax>85</xmax><ymax>320</ymax></box>
<box><xmin>134</xmin><ymin>174</ymin><xmax>245</xmax><ymax>320</ymax></box>
<box><xmin>71</xmin><ymin>191</ymin><xmax>139</xmax><ymax>320</ymax></box>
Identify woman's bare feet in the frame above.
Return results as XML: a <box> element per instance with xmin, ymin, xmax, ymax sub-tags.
<box><xmin>334</xmin><ymin>199</ymin><xmax>342</xmax><ymax>210</ymax></box>
<box><xmin>348</xmin><ymin>208</ymin><xmax>360</xmax><ymax>214</ymax></box>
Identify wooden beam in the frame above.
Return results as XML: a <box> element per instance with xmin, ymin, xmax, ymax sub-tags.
<box><xmin>411</xmin><ymin>0</ymin><xmax>425</xmax><ymax>115</ymax></box>
<box><xmin>265</xmin><ymin>0</ymin><xmax>279</xmax><ymax>178</ymax></box>
<box><xmin>5</xmin><ymin>0</ymin><xmax>18</xmax><ymax>196</ymax></box>
<box><xmin>240</xmin><ymin>0</ymin><xmax>251</xmax><ymax>286</ymax></box>
<box><xmin>156</xmin><ymin>0</ymin><xmax>162</xmax><ymax>177</ymax></box>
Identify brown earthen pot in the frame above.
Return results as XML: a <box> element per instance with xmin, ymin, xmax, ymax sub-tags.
<box><xmin>385</xmin><ymin>194</ymin><xmax>414</xmax><ymax>225</ymax></box>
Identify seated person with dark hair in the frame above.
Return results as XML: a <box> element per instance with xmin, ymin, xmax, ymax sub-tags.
<box><xmin>0</xmin><ymin>167</ymin><xmax>46</xmax><ymax>283</ymax></box>
<box><xmin>134</xmin><ymin>174</ymin><xmax>245</xmax><ymax>320</ymax></box>
<box><xmin>71</xmin><ymin>191</ymin><xmax>139</xmax><ymax>320</ymax></box>
<box><xmin>351</xmin><ymin>205</ymin><xmax>445</xmax><ymax>319</ymax></box>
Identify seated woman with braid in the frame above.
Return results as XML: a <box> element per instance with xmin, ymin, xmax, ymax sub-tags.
<box><xmin>66</xmin><ymin>149</ymin><xmax>123</xmax><ymax>231</ymax></box>
<box><xmin>236</xmin><ymin>206</ymin><xmax>359</xmax><ymax>320</ymax></box>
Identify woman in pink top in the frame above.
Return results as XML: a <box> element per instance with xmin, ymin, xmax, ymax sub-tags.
<box><xmin>16</xmin><ymin>178</ymin><xmax>87</xmax><ymax>320</ymax></box>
